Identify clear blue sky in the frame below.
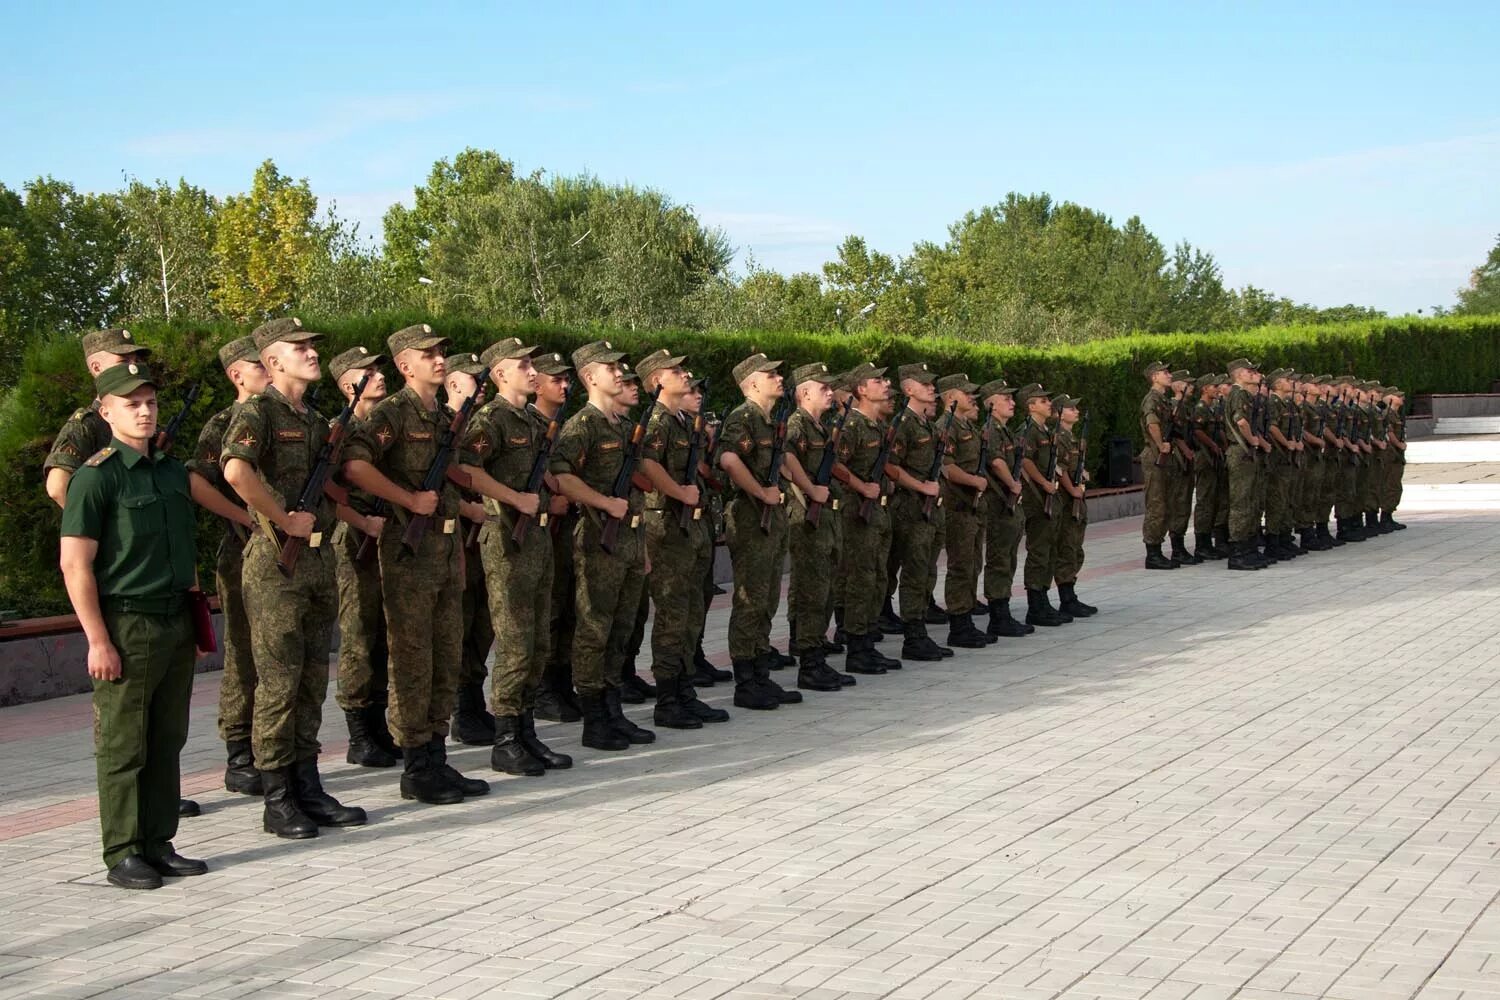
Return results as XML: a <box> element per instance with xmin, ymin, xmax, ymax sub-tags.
<box><xmin>3</xmin><ymin>1</ymin><xmax>1496</xmax><ymax>314</ymax></box>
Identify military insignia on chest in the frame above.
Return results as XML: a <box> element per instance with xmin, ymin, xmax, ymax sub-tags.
<box><xmin>376</xmin><ymin>427</ymin><xmax>393</xmax><ymax>446</ymax></box>
<box><xmin>405</xmin><ymin>431</ymin><xmax>434</xmax><ymax>442</ymax></box>
<box><xmin>508</xmin><ymin>435</ymin><xmax>530</xmax><ymax>446</ymax></box>
<box><xmin>600</xmin><ymin>439</ymin><xmax>621</xmax><ymax>452</ymax></box>
<box><xmin>471</xmin><ymin>437</ymin><xmax>491</xmax><ymax>455</ymax></box>
<box><xmin>276</xmin><ymin>429</ymin><xmax>305</xmax><ymax>442</ymax></box>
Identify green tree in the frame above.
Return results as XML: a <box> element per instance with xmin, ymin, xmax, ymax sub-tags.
<box><xmin>298</xmin><ymin>208</ymin><xmax>414</xmax><ymax>317</ymax></box>
<box><xmin>384</xmin><ymin>148</ymin><xmax>516</xmax><ymax>285</ymax></box>
<box><xmin>1454</xmin><ymin>234</ymin><xmax>1500</xmax><ymax>315</ymax></box>
<box><xmin>117</xmin><ymin>177</ymin><xmax>219</xmax><ymax>322</ymax></box>
<box><xmin>212</xmin><ymin>160</ymin><xmax>322</xmax><ymax>321</ymax></box>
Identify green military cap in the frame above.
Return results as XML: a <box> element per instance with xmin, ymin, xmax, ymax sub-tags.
<box><xmin>479</xmin><ymin>337</ymin><xmax>539</xmax><ymax>369</ymax></box>
<box><xmin>1051</xmin><ymin>393</ymin><xmax>1082</xmax><ymax>410</ymax></box>
<box><xmin>1266</xmin><ymin>368</ymin><xmax>1293</xmax><ymax>382</ymax></box>
<box><xmin>217</xmin><ymin>336</ymin><xmax>259</xmax><ymax>369</ymax></box>
<box><xmin>1193</xmin><ymin>373</ymin><xmax>1217</xmax><ymax>390</ymax></box>
<box><xmin>791</xmin><ymin>361</ymin><xmax>838</xmax><ymax>386</ymax></box>
<box><xmin>1143</xmin><ymin>361</ymin><xmax>1169</xmax><ymax>377</ymax></box>
<box><xmin>1226</xmin><ymin>358</ymin><xmax>1258</xmax><ymax>374</ymax></box>
<box><xmin>94</xmin><ymin>360</ymin><xmax>158</xmax><ymax>398</ymax></box>
<box><xmin>844</xmin><ymin>361</ymin><xmax>887</xmax><ymax>386</ymax></box>
<box><xmin>978</xmin><ymin>378</ymin><xmax>1015</xmax><ymax>401</ymax></box>
<box><xmin>896</xmin><ymin>362</ymin><xmax>937</xmax><ymax>384</ymax></box>
<box><xmin>533</xmin><ymin>350</ymin><xmax>572</xmax><ymax>376</ymax></box>
<box><xmin>935</xmin><ymin>373</ymin><xmax>979</xmax><ymax>394</ymax></box>
<box><xmin>731</xmin><ymin>352</ymin><xmax>782</xmax><ymax>384</ymax></box>
<box><xmin>635</xmin><ymin>348</ymin><xmax>687</xmax><ymax>386</ymax></box>
<box><xmin>251</xmin><ymin>317</ymin><xmax>320</xmax><ymax>351</ymax></box>
<box><xmin>81</xmin><ymin>328</ymin><xmax>151</xmax><ymax>358</ymax></box>
<box><xmin>1015</xmin><ymin>382</ymin><xmax>1048</xmax><ymax>405</ymax></box>
<box><xmin>446</xmin><ymin>352</ymin><xmax>488</xmax><ymax>378</ymax></box>
<box><xmin>688</xmin><ymin>375</ymin><xmax>707</xmax><ymax>391</ymax></box>
<box><xmin>619</xmin><ymin>360</ymin><xmax>640</xmax><ymax>383</ymax></box>
<box><xmin>1169</xmin><ymin>369</ymin><xmax>1192</xmax><ymax>382</ymax></box>
<box><xmin>387</xmin><ymin>322</ymin><xmax>449</xmax><ymax>356</ymax></box>
<box><xmin>328</xmin><ymin>345</ymin><xmax>387</xmax><ymax>382</ymax></box>
<box><xmin>572</xmin><ymin>339</ymin><xmax>626</xmax><ymax>370</ymax></box>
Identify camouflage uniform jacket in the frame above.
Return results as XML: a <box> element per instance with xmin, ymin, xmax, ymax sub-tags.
<box><xmin>44</xmin><ymin>400</ymin><xmax>110</xmax><ymax>475</ymax></box>
<box><xmin>341</xmin><ymin>386</ymin><xmax>462</xmax><ymax>526</ymax></box>
<box><xmin>641</xmin><ymin>402</ymin><xmax>696</xmax><ymax>511</ymax></box>
<box><xmin>550</xmin><ymin>402</ymin><xmax>643</xmax><ymax>521</ymax></box>
<box><xmin>220</xmin><ymin>385</ymin><xmax>335</xmax><ymax>536</ymax></box>
<box><xmin>719</xmin><ymin>399</ymin><xmax>779</xmax><ymax>497</ymax></box>
<box><xmin>940</xmin><ymin>414</ymin><xmax>982</xmax><ymax>511</ymax></box>
<box><xmin>459</xmin><ymin>395</ymin><xmax>542</xmax><ymax>508</ymax></box>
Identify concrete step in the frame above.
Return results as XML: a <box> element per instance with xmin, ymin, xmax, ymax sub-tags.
<box><xmin>1433</xmin><ymin>416</ymin><xmax>1500</xmax><ymax>434</ymax></box>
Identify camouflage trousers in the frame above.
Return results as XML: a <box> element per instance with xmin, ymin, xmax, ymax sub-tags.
<box><xmin>1193</xmin><ymin>455</ymin><xmax>1223</xmax><ymax>537</ymax></box>
<box><xmin>826</xmin><ymin>491</ymin><xmax>845</xmax><ymax>623</ymax></box>
<box><xmin>1054</xmin><ymin>495</ymin><xmax>1088</xmax><ymax>585</ymax></box>
<box><xmin>786</xmin><ymin>493</ymin><xmax>836</xmax><ymax>655</ymax></box>
<box><xmin>1140</xmin><ymin>449</ymin><xmax>1170</xmax><ymax>544</ymax></box>
<box><xmin>460</xmin><ymin>533</ymin><xmax>494</xmax><ymax>689</ymax></box>
<box><xmin>378</xmin><ymin>525</ymin><xmax>462</xmax><ymax>748</ymax></box>
<box><xmin>890</xmin><ymin>491</ymin><xmax>937</xmax><ymax>624</ymax></box>
<box><xmin>242</xmin><ymin>535</ymin><xmax>336</xmax><ymax>770</ymax></box>
<box><xmin>1022</xmin><ymin>489</ymin><xmax>1058</xmax><ymax>591</ymax></box>
<box><xmin>726</xmin><ymin>495</ymin><xmax>789</xmax><ymax>661</ymax></box>
<box><xmin>1360</xmin><ymin>450</ymin><xmax>1382</xmax><ymax>511</ymax></box>
<box><xmin>1166</xmin><ymin>456</ymin><xmax>1193</xmax><ymax>534</ymax></box>
<box><xmin>214</xmin><ymin>535</ymin><xmax>254</xmax><ymax>742</ymax></box>
<box><xmin>926</xmin><ymin>501</ymin><xmax>947</xmax><ymax>606</ymax></box>
<box><xmin>1334</xmin><ymin>456</ymin><xmax>1360</xmax><ymax>520</ymax></box>
<box><xmin>1266</xmin><ymin>458</ymin><xmax>1295</xmax><ymax>533</ymax></box>
<box><xmin>645</xmin><ymin>509</ymin><xmax>711</xmax><ymax>677</ymax></box>
<box><xmin>1384</xmin><ymin>455</ymin><xmax>1405</xmax><ymax>511</ymax></box>
<box><xmin>942</xmin><ymin>490</ymin><xmax>982</xmax><ymax>615</ymax></box>
<box><xmin>840</xmin><ymin>496</ymin><xmax>891</xmax><ymax>637</ymax></box>
<box><xmin>571</xmin><ymin>513</ymin><xmax>645</xmax><ymax>695</ymax></box>
<box><xmin>981</xmin><ymin>491</ymin><xmax>1024</xmax><ymax>602</ymax></box>
<box><xmin>333</xmin><ymin>522</ymin><xmax>388</xmax><ymax>713</ymax></box>
<box><xmin>1226</xmin><ymin>446</ymin><xmax>1261</xmax><ymax>542</ymax></box>
<box><xmin>1297</xmin><ymin>454</ymin><xmax>1325</xmax><ymax>527</ymax></box>
<box><xmin>479</xmin><ymin>518</ymin><xmax>553</xmax><ymax>717</ymax></box>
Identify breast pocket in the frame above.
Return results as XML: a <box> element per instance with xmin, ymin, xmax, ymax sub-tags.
<box><xmin>118</xmin><ymin>494</ymin><xmax>166</xmax><ymax>536</ymax></box>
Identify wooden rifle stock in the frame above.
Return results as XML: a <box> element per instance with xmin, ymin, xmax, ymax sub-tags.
<box><xmin>806</xmin><ymin>398</ymin><xmax>852</xmax><ymax>527</ymax></box>
<box><xmin>858</xmin><ymin>401</ymin><xmax>906</xmax><ymax>523</ymax></box>
<box><xmin>278</xmin><ymin>374</ymin><xmax>370</xmax><ymax>577</ymax></box>
<box><xmin>600</xmin><ymin>387</ymin><xmax>662</xmax><ymax>554</ymax></box>
<box><xmin>513</xmin><ymin>382</ymin><xmax>574</xmax><ymax>545</ymax></box>
<box><xmin>401</xmin><ymin>389</ymin><xmax>484</xmax><ymax>555</ymax></box>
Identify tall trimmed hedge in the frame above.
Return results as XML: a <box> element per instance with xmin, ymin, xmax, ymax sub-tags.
<box><xmin>3</xmin><ymin>313</ymin><xmax>1497</xmax><ymax>617</ymax></box>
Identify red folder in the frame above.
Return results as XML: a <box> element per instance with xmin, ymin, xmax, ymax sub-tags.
<box><xmin>188</xmin><ymin>590</ymin><xmax>217</xmax><ymax>654</ymax></box>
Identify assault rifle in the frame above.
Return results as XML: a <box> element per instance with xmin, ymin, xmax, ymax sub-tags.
<box><xmin>676</xmin><ymin>379</ymin><xmax>710</xmax><ymax>530</ymax></box>
<box><xmin>153</xmin><ymin>379</ymin><xmax>202</xmax><ymax>454</ymax></box>
<box><xmin>271</xmin><ymin>373</ymin><xmax>369</xmax><ymax>577</ymax></box>
<box><xmin>1041</xmin><ymin>412</ymin><xmax>1062</xmax><ymax>519</ymax></box>
<box><xmin>806</xmin><ymin>396</ymin><xmax>852</xmax><ymax>527</ymax></box>
<box><xmin>1154</xmin><ymin>388</ymin><xmax>1178</xmax><ymax>468</ymax></box>
<box><xmin>1288</xmin><ymin>402</ymin><xmax>1303</xmax><ymax>468</ymax></box>
<box><xmin>600</xmin><ymin>386</ymin><xmax>662</xmax><ymax>553</ymax></box>
<box><xmin>921</xmin><ymin>400</ymin><xmax>958</xmax><ymax>522</ymax></box>
<box><xmin>858</xmin><ymin>399</ymin><xmax>906</xmax><ymax>523</ymax></box>
<box><xmin>1004</xmin><ymin>427</ymin><xmax>1026</xmax><ymax>511</ymax></box>
<box><xmin>758</xmin><ymin>378</ymin><xmax>796</xmax><ymax>533</ymax></box>
<box><xmin>1071</xmin><ymin>412</ymin><xmax>1090</xmax><ymax>519</ymax></box>
<box><xmin>972</xmin><ymin>412</ymin><xmax>993</xmax><ymax>500</ymax></box>
<box><xmin>512</xmin><ymin>381</ymin><xmax>575</xmax><ymax>545</ymax></box>
<box><xmin>402</xmin><ymin>388</ymin><xmax>484</xmax><ymax>555</ymax></box>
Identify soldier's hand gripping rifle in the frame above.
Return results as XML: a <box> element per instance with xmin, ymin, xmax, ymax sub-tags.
<box><xmin>676</xmin><ymin>379</ymin><xmax>710</xmax><ymax>531</ymax></box>
<box><xmin>1041</xmin><ymin>409</ymin><xmax>1062</xmax><ymax>519</ymax></box>
<box><xmin>972</xmin><ymin>412</ymin><xmax>993</xmax><ymax>501</ymax></box>
<box><xmin>1154</xmin><ymin>387</ymin><xmax>1176</xmax><ymax>468</ymax></box>
<box><xmin>1071</xmin><ymin>412</ymin><xmax>1090</xmax><ymax>519</ymax></box>
<box><xmin>921</xmin><ymin>400</ymin><xmax>958</xmax><ymax>521</ymax></box>
<box><xmin>1289</xmin><ymin>404</ymin><xmax>1303</xmax><ymax>468</ymax></box>
<box><xmin>270</xmin><ymin>373</ymin><xmax>370</xmax><ymax>577</ymax></box>
<box><xmin>512</xmin><ymin>381</ymin><xmax>574</xmax><ymax>545</ymax></box>
<box><xmin>758</xmin><ymin>377</ymin><xmax>796</xmax><ymax>533</ymax></box>
<box><xmin>805</xmin><ymin>396</ymin><xmax>852</xmax><ymax>527</ymax></box>
<box><xmin>857</xmin><ymin>398</ymin><xmax>907</xmax><ymax>524</ymax></box>
<box><xmin>401</xmin><ymin>387</ymin><xmax>484</xmax><ymax>555</ymax></box>
<box><xmin>152</xmin><ymin>379</ymin><xmax>202</xmax><ymax>454</ymax></box>
<box><xmin>1004</xmin><ymin>429</ymin><xmax>1027</xmax><ymax>512</ymax></box>
<box><xmin>600</xmin><ymin>385</ymin><xmax>662</xmax><ymax>554</ymax></box>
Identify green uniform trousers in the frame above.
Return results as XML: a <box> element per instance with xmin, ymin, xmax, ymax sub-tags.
<box><xmin>645</xmin><ymin>509</ymin><xmax>711</xmax><ymax>677</ymax></box>
<box><xmin>479</xmin><ymin>519</ymin><xmax>553</xmax><ymax>716</ymax></box>
<box><xmin>981</xmin><ymin>492</ymin><xmax>1024</xmax><ymax>601</ymax></box>
<box><xmin>1193</xmin><ymin>456</ymin><xmax>1222</xmax><ymax>537</ymax></box>
<box><xmin>1226</xmin><ymin>446</ymin><xmax>1260</xmax><ymax>542</ymax></box>
<box><xmin>1335</xmin><ymin>456</ymin><xmax>1359</xmax><ymax>520</ymax></box>
<box><xmin>1385</xmin><ymin>454</ymin><xmax>1405</xmax><ymax>511</ymax></box>
<box><xmin>242</xmin><ymin>535</ymin><xmax>336</xmax><ymax>770</ymax></box>
<box><xmin>214</xmin><ymin>535</ymin><xmax>254</xmax><ymax>742</ymax></box>
<box><xmin>839</xmin><ymin>497</ymin><xmax>891</xmax><ymax>637</ymax></box>
<box><xmin>1054</xmin><ymin>498</ymin><xmax>1087</xmax><ymax>586</ymax></box>
<box><xmin>725</xmin><ymin>496</ymin><xmax>789</xmax><ymax>660</ymax></box>
<box><xmin>378</xmin><ymin>526</ymin><xmax>462</xmax><ymax>748</ymax></box>
<box><xmin>1166</xmin><ymin>458</ymin><xmax>1193</xmax><ymax>535</ymax></box>
<box><xmin>1267</xmin><ymin>458</ymin><xmax>1294</xmax><ymax>533</ymax></box>
<box><xmin>926</xmin><ymin>503</ymin><xmax>946</xmax><ymax>606</ymax></box>
<box><xmin>787</xmin><ymin>494</ymin><xmax>837</xmax><ymax>655</ymax></box>
<box><xmin>1021</xmin><ymin>490</ymin><xmax>1058</xmax><ymax>591</ymax></box>
<box><xmin>1140</xmin><ymin>450</ymin><xmax>1170</xmax><ymax>544</ymax></box>
<box><xmin>460</xmin><ymin>535</ymin><xmax>494</xmax><ymax>689</ymax></box>
<box><xmin>942</xmin><ymin>493</ymin><xmax>982</xmax><ymax>615</ymax></box>
<box><xmin>94</xmin><ymin>605</ymin><xmax>195</xmax><ymax>867</ymax></box>
<box><xmin>333</xmin><ymin>522</ymin><xmax>388</xmax><ymax>713</ymax></box>
<box><xmin>890</xmin><ymin>492</ymin><xmax>936</xmax><ymax>623</ymax></box>
<box><xmin>571</xmin><ymin>514</ymin><xmax>645</xmax><ymax>695</ymax></box>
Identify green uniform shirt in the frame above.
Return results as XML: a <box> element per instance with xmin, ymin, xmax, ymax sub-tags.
<box><xmin>1020</xmin><ymin>417</ymin><xmax>1056</xmax><ymax>503</ymax></box>
<box><xmin>550</xmin><ymin>402</ymin><xmax>643</xmax><ymax>516</ymax></box>
<box><xmin>460</xmin><ymin>395</ymin><xmax>541</xmax><ymax>495</ymax></box>
<box><xmin>1225</xmin><ymin>385</ymin><xmax>1255</xmax><ymax>451</ymax></box>
<box><xmin>983</xmin><ymin>422</ymin><xmax>1022</xmax><ymax>493</ymax></box>
<box><xmin>1268</xmin><ymin>394</ymin><xmax>1293</xmax><ymax>463</ymax></box>
<box><xmin>1055</xmin><ymin>423</ymin><xmax>1081</xmax><ymax>482</ymax></box>
<box><xmin>836</xmin><ymin>408</ymin><xmax>886</xmax><ymax>483</ymax></box>
<box><xmin>61</xmin><ymin>440</ymin><xmax>197</xmax><ymax>599</ymax></box>
<box><xmin>786</xmin><ymin>408</ymin><xmax>832</xmax><ymax>497</ymax></box>
<box><xmin>720</xmin><ymin>399</ymin><xmax>780</xmax><ymax>496</ymax></box>
<box><xmin>940</xmin><ymin>414</ymin><xmax>981</xmax><ymax>505</ymax></box>
<box><xmin>1139</xmin><ymin>388</ymin><xmax>1168</xmax><ymax>446</ymax></box>
<box><xmin>641</xmin><ymin>402</ymin><xmax>697</xmax><ymax>510</ymax></box>
<box><xmin>220</xmin><ymin>385</ymin><xmax>336</xmax><ymax>536</ymax></box>
<box><xmin>342</xmin><ymin>386</ymin><xmax>462</xmax><ymax>523</ymax></box>
<box><xmin>44</xmin><ymin>400</ymin><xmax>111</xmax><ymax>474</ymax></box>
<box><xmin>890</xmin><ymin>406</ymin><xmax>936</xmax><ymax>479</ymax></box>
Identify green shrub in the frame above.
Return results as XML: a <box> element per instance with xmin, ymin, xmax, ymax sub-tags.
<box><xmin>3</xmin><ymin>312</ymin><xmax>1497</xmax><ymax>617</ymax></box>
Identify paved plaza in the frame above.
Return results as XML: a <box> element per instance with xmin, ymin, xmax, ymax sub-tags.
<box><xmin>2</xmin><ymin>445</ymin><xmax>1500</xmax><ymax>1000</ymax></box>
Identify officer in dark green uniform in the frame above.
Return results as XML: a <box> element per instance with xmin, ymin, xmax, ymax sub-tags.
<box><xmin>60</xmin><ymin>361</ymin><xmax>206</xmax><ymax>890</ymax></box>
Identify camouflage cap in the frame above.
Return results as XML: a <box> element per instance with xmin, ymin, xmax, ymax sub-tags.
<box><xmin>94</xmin><ymin>360</ymin><xmax>158</xmax><ymax>398</ymax></box>
<box><xmin>328</xmin><ymin>345</ymin><xmax>387</xmax><ymax>382</ymax></box>
<box><xmin>1266</xmin><ymin>368</ymin><xmax>1293</xmax><ymax>381</ymax></box>
<box><xmin>731</xmin><ymin>353</ymin><xmax>782</xmax><ymax>384</ymax></box>
<box><xmin>936</xmin><ymin>373</ymin><xmax>980</xmax><ymax>395</ymax></box>
<box><xmin>688</xmin><ymin>375</ymin><xmax>708</xmax><ymax>391</ymax></box>
<box><xmin>1193</xmin><ymin>373</ymin><xmax>1218</xmax><ymax>390</ymax></box>
<box><xmin>618</xmin><ymin>360</ymin><xmax>640</xmax><ymax>383</ymax></box>
<box><xmin>977</xmin><ymin>378</ymin><xmax>1015</xmax><ymax>401</ymax></box>
<box><xmin>446</xmin><ymin>353</ymin><xmax>488</xmax><ymax>378</ymax></box>
<box><xmin>533</xmin><ymin>350</ymin><xmax>573</xmax><ymax>377</ymax></box>
<box><xmin>844</xmin><ymin>362</ymin><xmax>888</xmax><ymax>386</ymax></box>
<box><xmin>387</xmin><ymin>322</ymin><xmax>449</xmax><ymax>356</ymax></box>
<box><xmin>81</xmin><ymin>328</ymin><xmax>150</xmax><ymax>358</ymax></box>
<box><xmin>572</xmin><ymin>339</ymin><xmax>626</xmax><ymax>370</ymax></box>
<box><xmin>479</xmin><ymin>337</ymin><xmax>539</xmax><ymax>369</ymax></box>
<box><xmin>251</xmin><ymin>317</ymin><xmax>320</xmax><ymax>351</ymax></box>
<box><xmin>217</xmin><ymin>336</ymin><xmax>260</xmax><ymax>370</ymax></box>
<box><xmin>896</xmin><ymin>362</ymin><xmax>937</xmax><ymax>385</ymax></box>
<box><xmin>1051</xmin><ymin>393</ymin><xmax>1082</xmax><ymax>410</ymax></box>
<box><xmin>1226</xmin><ymin>357</ymin><xmax>1259</xmax><ymax>374</ymax></box>
<box><xmin>1015</xmin><ymin>382</ymin><xmax>1048</xmax><ymax>406</ymax></box>
<box><xmin>635</xmin><ymin>348</ymin><xmax>687</xmax><ymax>386</ymax></box>
<box><xmin>1143</xmin><ymin>361</ymin><xmax>1169</xmax><ymax>378</ymax></box>
<box><xmin>791</xmin><ymin>361</ymin><xmax>838</xmax><ymax>386</ymax></box>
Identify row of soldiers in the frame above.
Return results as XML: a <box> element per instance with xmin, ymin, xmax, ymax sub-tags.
<box><xmin>1138</xmin><ymin>359</ymin><xmax>1408</xmax><ymax>571</ymax></box>
<box><xmin>48</xmin><ymin>321</ymin><xmax>1106</xmax><ymax>886</ymax></box>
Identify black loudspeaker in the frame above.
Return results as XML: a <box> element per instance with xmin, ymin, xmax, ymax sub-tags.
<box><xmin>1103</xmin><ymin>436</ymin><xmax>1134</xmax><ymax>487</ymax></box>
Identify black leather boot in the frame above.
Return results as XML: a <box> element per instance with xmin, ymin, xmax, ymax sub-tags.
<box><xmin>770</xmin><ymin>647</ymin><xmax>796</xmax><ymax>670</ymax></box>
<box><xmin>733</xmin><ymin>658</ymin><xmax>781</xmax><ymax>708</ymax></box>
<box><xmin>491</xmin><ymin>716</ymin><xmax>546</xmax><ymax>775</ymax></box>
<box><xmin>429</xmin><ymin>736</ymin><xmax>490</xmax><ymax>796</ymax></box>
<box><xmin>291</xmin><ymin>758</ymin><xmax>367</xmax><ymax>826</ymax></box>
<box><xmin>1337</xmin><ymin>516</ymin><xmax>1363</xmax><ymax>543</ymax></box>
<box><xmin>925</xmin><ymin>597</ymin><xmax>947</xmax><ymax>625</ymax></box>
<box><xmin>1194</xmin><ymin>532</ymin><xmax>1222</xmax><ymax>561</ymax></box>
<box><xmin>653</xmin><ymin>676</ymin><xmax>704</xmax><ymax>729</ymax></box>
<box><xmin>876</xmin><ymin>597</ymin><xmax>905</xmax><ymax>634</ymax></box>
<box><xmin>1226</xmin><ymin>538</ymin><xmax>1261</xmax><ymax>570</ymax></box>
<box><xmin>580</xmin><ymin>692</ymin><xmax>629</xmax><ymax>750</ymax></box>
<box><xmin>1057</xmin><ymin>583</ymin><xmax>1097</xmax><ymax>618</ymax></box>
<box><xmin>1320</xmin><ymin>522</ymin><xmax>1342</xmax><ymax>547</ymax></box>
<box><xmin>755</xmin><ymin>652</ymin><xmax>803</xmax><ymax>702</ymax></box>
<box><xmin>519</xmin><ymin>711</ymin><xmax>573</xmax><ymax>768</ymax></box>
<box><xmin>534</xmin><ymin>663</ymin><xmax>582</xmax><ymax>722</ymax></box>
<box><xmin>1144</xmin><ymin>543</ymin><xmax>1178</xmax><ymax>570</ymax></box>
<box><xmin>619</xmin><ymin>660</ymin><xmax>656</xmax><ymax>704</ymax></box>
<box><xmin>946</xmin><ymin>612</ymin><xmax>990</xmax><ymax>649</ymax></box>
<box><xmin>1212</xmin><ymin>527</ymin><xmax>1232</xmax><ymax>558</ymax></box>
<box><xmin>680</xmin><ymin>681</ymin><xmax>731</xmax><ymax>722</ymax></box>
<box><xmin>262</xmin><ymin>766</ymin><xmax>319</xmax><ymax>837</ymax></box>
<box><xmin>1383</xmin><ymin>510</ymin><xmax>1406</xmax><ymax>531</ymax></box>
<box><xmin>345</xmin><ymin>708</ymin><xmax>397</xmax><ymax>768</ymax></box>
<box><xmin>179</xmin><ymin>799</ymin><xmax>200</xmax><ymax>817</ymax></box>
<box><xmin>694</xmin><ymin>640</ymin><xmax>732</xmax><ymax>682</ymax></box>
<box><xmin>1024</xmin><ymin>588</ymin><xmax>1069</xmax><ymax>627</ymax></box>
<box><xmin>843</xmin><ymin>634</ymin><xmax>888</xmax><ymax>676</ymax></box>
<box><xmin>604</xmin><ymin>687</ymin><xmax>657</xmax><ymax>743</ymax></box>
<box><xmin>1365</xmin><ymin>510</ymin><xmax>1384</xmax><ymax>534</ymax></box>
<box><xmin>451</xmin><ymin>683</ymin><xmax>496</xmax><ymax>746</ymax></box>
<box><xmin>224</xmin><ymin>739</ymin><xmax>263</xmax><ymax>795</ymax></box>
<box><xmin>400</xmin><ymin>744</ymin><xmax>464</xmax><ymax>804</ymax></box>
<box><xmin>369</xmin><ymin>701</ymin><xmax>400</xmax><ymax>757</ymax></box>
<box><xmin>901</xmin><ymin>622</ymin><xmax>947</xmax><ymax>661</ymax></box>
<box><xmin>1170</xmin><ymin>532</ymin><xmax>1201</xmax><ymax>565</ymax></box>
<box><xmin>797</xmin><ymin>650</ymin><xmax>843</xmax><ymax>692</ymax></box>
<box><xmin>986</xmin><ymin>598</ymin><xmax>1032</xmax><ymax>637</ymax></box>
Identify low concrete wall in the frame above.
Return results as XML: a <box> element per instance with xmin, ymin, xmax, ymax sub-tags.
<box><xmin>1414</xmin><ymin>394</ymin><xmax>1500</xmax><ymax>419</ymax></box>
